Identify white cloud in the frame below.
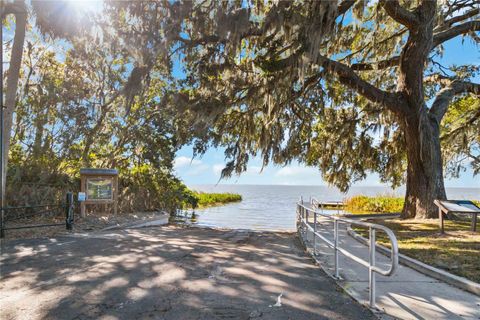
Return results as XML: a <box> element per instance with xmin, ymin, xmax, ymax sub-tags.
<box><xmin>275</xmin><ymin>166</ymin><xmax>319</xmax><ymax>177</ymax></box>
<box><xmin>213</xmin><ymin>164</ymin><xmax>264</xmax><ymax>177</ymax></box>
<box><xmin>174</xmin><ymin>156</ymin><xmax>209</xmax><ymax>176</ymax></box>
<box><xmin>174</xmin><ymin>156</ymin><xmax>202</xmax><ymax>169</ymax></box>
<box><xmin>213</xmin><ymin>164</ymin><xmax>225</xmax><ymax>176</ymax></box>
<box><xmin>187</xmin><ymin>164</ymin><xmax>210</xmax><ymax>176</ymax></box>
<box><xmin>248</xmin><ymin>166</ymin><xmax>263</xmax><ymax>173</ymax></box>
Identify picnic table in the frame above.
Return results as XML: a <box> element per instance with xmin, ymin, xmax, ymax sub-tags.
<box><xmin>434</xmin><ymin>199</ymin><xmax>480</xmax><ymax>233</ymax></box>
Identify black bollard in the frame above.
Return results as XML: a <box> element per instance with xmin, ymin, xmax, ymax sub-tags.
<box><xmin>65</xmin><ymin>192</ymin><xmax>73</xmax><ymax>230</ymax></box>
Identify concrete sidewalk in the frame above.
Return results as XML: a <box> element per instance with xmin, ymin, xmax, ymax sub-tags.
<box><xmin>304</xmin><ymin>217</ymin><xmax>480</xmax><ymax>320</ymax></box>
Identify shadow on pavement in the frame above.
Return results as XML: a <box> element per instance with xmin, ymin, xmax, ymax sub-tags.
<box><xmin>0</xmin><ymin>225</ymin><xmax>374</xmax><ymax>320</ymax></box>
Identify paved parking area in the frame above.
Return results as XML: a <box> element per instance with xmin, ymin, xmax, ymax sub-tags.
<box><xmin>0</xmin><ymin>225</ymin><xmax>374</xmax><ymax>320</ymax></box>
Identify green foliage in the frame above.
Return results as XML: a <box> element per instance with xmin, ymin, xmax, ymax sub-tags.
<box><xmin>99</xmin><ymin>1</ymin><xmax>479</xmax><ymax>194</ymax></box>
<box><xmin>6</xmin><ymin>23</ymin><xmax>189</xmax><ymax>213</ymax></box>
<box><xmin>5</xmin><ymin>1</ymin><xmax>479</xmax><ymax>218</ymax></box>
<box><xmin>441</xmin><ymin>96</ymin><xmax>480</xmax><ymax>177</ymax></box>
<box><xmin>346</xmin><ymin>196</ymin><xmax>480</xmax><ymax>214</ymax></box>
<box><xmin>345</xmin><ymin>195</ymin><xmax>405</xmax><ymax>213</ymax></box>
<box><xmin>190</xmin><ymin>192</ymin><xmax>242</xmax><ymax>209</ymax></box>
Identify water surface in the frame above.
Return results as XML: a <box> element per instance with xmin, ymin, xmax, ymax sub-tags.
<box><xmin>189</xmin><ymin>185</ymin><xmax>479</xmax><ymax>231</ymax></box>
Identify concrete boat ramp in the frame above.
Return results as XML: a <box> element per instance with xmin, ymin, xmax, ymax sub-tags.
<box><xmin>1</xmin><ymin>216</ymin><xmax>479</xmax><ymax>319</ymax></box>
<box><xmin>0</xmin><ymin>225</ymin><xmax>374</xmax><ymax>320</ymax></box>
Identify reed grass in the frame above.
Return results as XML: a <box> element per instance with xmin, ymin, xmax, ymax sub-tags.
<box><xmin>344</xmin><ymin>195</ymin><xmax>404</xmax><ymax>213</ymax></box>
<box><xmin>345</xmin><ymin>196</ymin><xmax>480</xmax><ymax>214</ymax></box>
<box><xmin>193</xmin><ymin>192</ymin><xmax>242</xmax><ymax>208</ymax></box>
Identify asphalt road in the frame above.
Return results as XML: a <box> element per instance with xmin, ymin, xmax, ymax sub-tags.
<box><xmin>0</xmin><ymin>225</ymin><xmax>374</xmax><ymax>320</ymax></box>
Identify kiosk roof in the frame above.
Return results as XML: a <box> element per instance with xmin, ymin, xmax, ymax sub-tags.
<box><xmin>80</xmin><ymin>168</ymin><xmax>118</xmax><ymax>176</ymax></box>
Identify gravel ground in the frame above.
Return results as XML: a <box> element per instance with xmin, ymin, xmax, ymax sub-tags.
<box><xmin>0</xmin><ymin>225</ymin><xmax>375</xmax><ymax>320</ymax></box>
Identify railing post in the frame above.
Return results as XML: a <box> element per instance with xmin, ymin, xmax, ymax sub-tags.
<box><xmin>313</xmin><ymin>210</ymin><xmax>317</xmax><ymax>255</ymax></box>
<box><xmin>302</xmin><ymin>207</ymin><xmax>304</xmax><ymax>235</ymax></box>
<box><xmin>306</xmin><ymin>207</ymin><xmax>309</xmax><ymax>243</ymax></box>
<box><xmin>296</xmin><ymin>202</ymin><xmax>301</xmax><ymax>233</ymax></box>
<box><xmin>296</xmin><ymin>203</ymin><xmax>298</xmax><ymax>230</ymax></box>
<box><xmin>0</xmin><ymin>209</ymin><xmax>4</xmax><ymax>238</ymax></box>
<box><xmin>300</xmin><ymin>206</ymin><xmax>304</xmax><ymax>236</ymax></box>
<box><xmin>65</xmin><ymin>192</ymin><xmax>73</xmax><ymax>231</ymax></box>
<box><xmin>334</xmin><ymin>219</ymin><xmax>339</xmax><ymax>278</ymax></box>
<box><xmin>369</xmin><ymin>227</ymin><xmax>376</xmax><ymax>308</ymax></box>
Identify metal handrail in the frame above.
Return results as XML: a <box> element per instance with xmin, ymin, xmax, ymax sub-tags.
<box><xmin>311</xmin><ymin>198</ymin><xmax>344</xmax><ymax>207</ymax></box>
<box><xmin>311</xmin><ymin>198</ymin><xmax>345</xmax><ymax>214</ymax></box>
<box><xmin>296</xmin><ymin>197</ymin><xmax>399</xmax><ymax>308</ymax></box>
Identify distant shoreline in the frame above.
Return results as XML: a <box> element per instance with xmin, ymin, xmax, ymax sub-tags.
<box><xmin>189</xmin><ymin>184</ymin><xmax>479</xmax><ymax>189</ymax></box>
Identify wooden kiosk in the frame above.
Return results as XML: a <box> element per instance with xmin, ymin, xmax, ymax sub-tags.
<box><xmin>80</xmin><ymin>168</ymin><xmax>119</xmax><ymax>217</ymax></box>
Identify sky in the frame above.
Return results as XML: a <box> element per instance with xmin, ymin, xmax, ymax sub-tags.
<box><xmin>173</xmin><ymin>37</ymin><xmax>480</xmax><ymax>188</ymax></box>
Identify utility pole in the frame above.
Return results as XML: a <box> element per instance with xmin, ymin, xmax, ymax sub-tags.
<box><xmin>1</xmin><ymin>1</ymin><xmax>5</xmax><ymax>238</ymax></box>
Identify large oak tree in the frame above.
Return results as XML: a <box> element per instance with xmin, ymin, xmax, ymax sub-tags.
<box><xmin>3</xmin><ymin>1</ymin><xmax>479</xmax><ymax>218</ymax></box>
<box><xmin>110</xmin><ymin>0</ymin><xmax>480</xmax><ymax>218</ymax></box>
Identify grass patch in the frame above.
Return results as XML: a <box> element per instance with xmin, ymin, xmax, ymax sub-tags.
<box><xmin>353</xmin><ymin>219</ymin><xmax>480</xmax><ymax>283</ymax></box>
<box><xmin>345</xmin><ymin>195</ymin><xmax>404</xmax><ymax>213</ymax></box>
<box><xmin>193</xmin><ymin>192</ymin><xmax>242</xmax><ymax>208</ymax></box>
<box><xmin>345</xmin><ymin>196</ymin><xmax>480</xmax><ymax>214</ymax></box>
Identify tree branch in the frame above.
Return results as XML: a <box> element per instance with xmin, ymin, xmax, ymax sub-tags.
<box><xmin>433</xmin><ymin>20</ymin><xmax>480</xmax><ymax>47</ymax></box>
<box><xmin>338</xmin><ymin>0</ymin><xmax>356</xmax><ymax>16</ymax></box>
<box><xmin>379</xmin><ymin>0</ymin><xmax>418</xmax><ymax>28</ymax></box>
<box><xmin>350</xmin><ymin>19</ymin><xmax>480</xmax><ymax>71</ymax></box>
<box><xmin>1</xmin><ymin>1</ymin><xmax>26</xmax><ymax>15</ymax></box>
<box><xmin>442</xmin><ymin>108</ymin><xmax>480</xmax><ymax>140</ymax></box>
<box><xmin>350</xmin><ymin>56</ymin><xmax>400</xmax><ymax>71</ymax></box>
<box><xmin>436</xmin><ymin>8</ymin><xmax>480</xmax><ymax>32</ymax></box>
<box><xmin>429</xmin><ymin>77</ymin><xmax>480</xmax><ymax>121</ymax></box>
<box><xmin>312</xmin><ymin>54</ymin><xmax>406</xmax><ymax>115</ymax></box>
<box><xmin>259</xmin><ymin>47</ymin><xmax>405</xmax><ymax>115</ymax></box>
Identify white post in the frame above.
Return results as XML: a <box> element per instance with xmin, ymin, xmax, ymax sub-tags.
<box><xmin>306</xmin><ymin>208</ymin><xmax>309</xmax><ymax>244</ymax></box>
<box><xmin>313</xmin><ymin>210</ymin><xmax>317</xmax><ymax>255</ymax></box>
<box><xmin>369</xmin><ymin>227</ymin><xmax>376</xmax><ymax>308</ymax></box>
<box><xmin>334</xmin><ymin>219</ymin><xmax>339</xmax><ymax>278</ymax></box>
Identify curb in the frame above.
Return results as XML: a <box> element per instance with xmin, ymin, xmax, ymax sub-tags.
<box><xmin>100</xmin><ymin>214</ymin><xmax>169</xmax><ymax>231</ymax></box>
<box><xmin>347</xmin><ymin>225</ymin><xmax>480</xmax><ymax>296</ymax></box>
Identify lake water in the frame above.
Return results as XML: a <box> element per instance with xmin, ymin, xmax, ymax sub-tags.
<box><xmin>188</xmin><ymin>184</ymin><xmax>479</xmax><ymax>231</ymax></box>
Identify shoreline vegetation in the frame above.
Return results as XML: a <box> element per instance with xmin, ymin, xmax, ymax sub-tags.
<box><xmin>344</xmin><ymin>195</ymin><xmax>480</xmax><ymax>214</ymax></box>
<box><xmin>190</xmin><ymin>192</ymin><xmax>242</xmax><ymax>209</ymax></box>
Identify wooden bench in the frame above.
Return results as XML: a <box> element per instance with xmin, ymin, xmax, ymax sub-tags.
<box><xmin>434</xmin><ymin>200</ymin><xmax>480</xmax><ymax>233</ymax></box>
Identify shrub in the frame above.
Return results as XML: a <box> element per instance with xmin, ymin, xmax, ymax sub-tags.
<box><xmin>188</xmin><ymin>192</ymin><xmax>242</xmax><ymax>208</ymax></box>
<box><xmin>344</xmin><ymin>195</ymin><xmax>404</xmax><ymax>213</ymax></box>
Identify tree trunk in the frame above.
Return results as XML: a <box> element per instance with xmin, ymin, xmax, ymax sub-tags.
<box><xmin>402</xmin><ymin>111</ymin><xmax>447</xmax><ymax>219</ymax></box>
<box><xmin>3</xmin><ymin>8</ymin><xmax>27</xmax><ymax>173</ymax></box>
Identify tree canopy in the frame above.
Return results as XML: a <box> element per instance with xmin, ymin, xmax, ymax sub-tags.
<box><xmin>2</xmin><ymin>4</ymin><xmax>195</xmax><ymax>211</ymax></box>
<box><xmin>2</xmin><ymin>0</ymin><xmax>479</xmax><ymax>218</ymax></box>
<box><xmin>105</xmin><ymin>0</ymin><xmax>479</xmax><ymax>217</ymax></box>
